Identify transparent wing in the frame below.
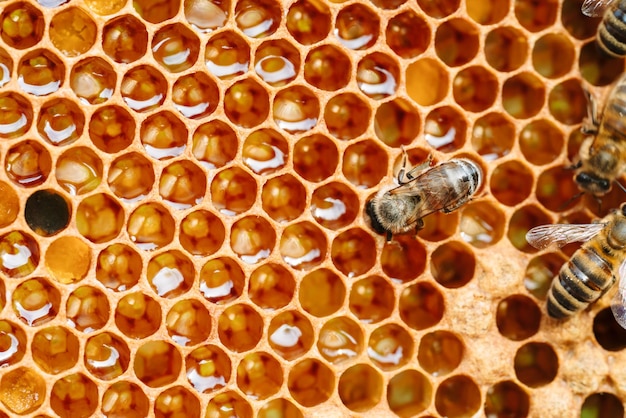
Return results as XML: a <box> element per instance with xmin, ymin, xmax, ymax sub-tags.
<box><xmin>610</xmin><ymin>260</ymin><xmax>626</xmax><ymax>330</ymax></box>
<box><xmin>582</xmin><ymin>0</ymin><xmax>615</xmax><ymax>17</ymax></box>
<box><xmin>525</xmin><ymin>223</ymin><xmax>606</xmax><ymax>250</ymax></box>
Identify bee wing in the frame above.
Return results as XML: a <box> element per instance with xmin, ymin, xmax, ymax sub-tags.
<box><xmin>525</xmin><ymin>223</ymin><xmax>607</xmax><ymax>250</ymax></box>
<box><xmin>610</xmin><ymin>259</ymin><xmax>626</xmax><ymax>330</ymax></box>
<box><xmin>582</xmin><ymin>0</ymin><xmax>615</xmax><ymax>17</ymax></box>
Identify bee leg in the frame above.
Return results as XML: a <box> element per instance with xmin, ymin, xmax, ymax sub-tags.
<box><xmin>386</xmin><ymin>230</ymin><xmax>393</xmax><ymax>242</ymax></box>
<box><xmin>564</xmin><ymin>160</ymin><xmax>582</xmax><ymax>171</ymax></box>
<box><xmin>399</xmin><ymin>152</ymin><xmax>434</xmax><ymax>184</ymax></box>
<box><xmin>581</xmin><ymin>87</ymin><xmax>600</xmax><ymax>135</ymax></box>
<box><xmin>414</xmin><ymin>218</ymin><xmax>424</xmax><ymax>233</ymax></box>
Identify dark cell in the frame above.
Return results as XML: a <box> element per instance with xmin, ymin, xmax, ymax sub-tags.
<box><xmin>25</xmin><ymin>190</ymin><xmax>70</xmax><ymax>236</ymax></box>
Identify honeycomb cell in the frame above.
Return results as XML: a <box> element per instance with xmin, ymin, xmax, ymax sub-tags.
<box><xmin>514</xmin><ymin>342</ymin><xmax>558</xmax><ymax>387</ymax></box>
<box><xmin>431</xmin><ymin>241</ymin><xmax>475</xmax><ymax>289</ymax></box>
<box><xmin>18</xmin><ymin>49</ymin><xmax>65</xmax><ymax>96</ymax></box>
<box><xmin>141</xmin><ymin>111</ymin><xmax>188</xmax><ymax>160</ymax></box>
<box><xmin>172</xmin><ymin>72</ymin><xmax>219</xmax><ymax>119</ymax></box>
<box><xmin>331</xmin><ymin>228</ymin><xmax>376</xmax><ymax>278</ymax></box>
<box><xmin>386</xmin><ymin>10</ymin><xmax>430</xmax><ymax>58</ymax></box>
<box><xmin>254</xmin><ymin>39</ymin><xmax>300</xmax><ymax>87</ymax></box>
<box><xmin>368</xmin><ymin>323</ymin><xmax>413</xmax><ymax>370</ymax></box>
<box><xmin>387</xmin><ymin>369</ymin><xmax>432</xmax><ymax>417</ymax></box>
<box><xmin>45</xmin><ymin>236</ymin><xmax>90</xmax><ymax>284</ymax></box>
<box><xmin>204</xmin><ymin>30</ymin><xmax>250</xmax><ymax>79</ymax></box>
<box><xmin>218</xmin><ymin>304</ymin><xmax>264</xmax><ymax>352</ymax></box>
<box><xmin>56</xmin><ymin>147</ymin><xmax>103</xmax><ymax>196</ymax></box>
<box><xmin>25</xmin><ymin>190</ymin><xmax>70</xmax><ymax>237</ymax></box>
<box><xmin>288</xmin><ymin>358</ymin><xmax>334</xmax><ymax>407</ymax></box>
<box><xmin>183</xmin><ymin>0</ymin><xmax>229</xmax><ymax>32</ymax></box>
<box><xmin>134</xmin><ymin>340</ymin><xmax>182</xmax><ymax>387</ymax></box>
<box><xmin>49</xmin><ymin>7</ymin><xmax>97</xmax><ymax>57</ymax></box>
<box><xmin>180</xmin><ymin>210</ymin><xmax>225</xmax><ymax>257</ymax></box>
<box><xmin>121</xmin><ymin>65</ymin><xmax>168</xmax><ymax>113</ymax></box>
<box><xmin>418</xmin><ymin>330</ymin><xmax>464</xmax><ymax>376</ymax></box>
<box><xmin>496</xmin><ymin>295</ymin><xmax>541</xmax><ymax>341</ymax></box>
<box><xmin>205</xmin><ymin>391</ymin><xmax>252</xmax><ymax>418</ymax></box>
<box><xmin>155</xmin><ymin>386</ymin><xmax>201</xmax><ymax>418</ymax></box>
<box><xmin>593</xmin><ymin>307</ymin><xmax>626</xmax><ymax>351</ymax></box>
<box><xmin>88</xmin><ymin>106</ymin><xmax>134</xmax><ymax>153</ymax></box>
<box><xmin>416</xmin><ymin>211</ymin><xmax>458</xmax><ymax>242</ymax></box>
<box><xmin>268</xmin><ymin>310</ymin><xmax>314</xmax><ymax>360</ymax></box>
<box><xmin>108</xmin><ymin>153</ymin><xmax>155</xmax><ymax>201</ymax></box>
<box><xmin>310</xmin><ymin>182</ymin><xmax>358</xmax><ymax>230</ymax></box>
<box><xmin>335</xmin><ymin>3</ymin><xmax>379</xmax><ymax>50</ymax></box>
<box><xmin>96</xmin><ymin>243</ymin><xmax>142</xmax><ymax>292</ymax></box>
<box><xmin>249</xmin><ymin>263</ymin><xmax>295</xmax><ymax>310</ymax></box>
<box><xmin>0</xmin><ymin>321</ymin><xmax>26</xmax><ymax>367</ymax></box>
<box><xmin>152</xmin><ymin>23</ymin><xmax>200</xmax><ymax>73</ymax></box>
<box><xmin>192</xmin><ymin>121</ymin><xmax>238</xmax><ymax>170</ymax></box>
<box><xmin>484</xmin><ymin>27</ymin><xmax>528</xmax><ymax>73</ymax></box>
<box><xmin>471</xmin><ymin>113</ymin><xmax>515</xmax><ymax>161</ymax></box>
<box><xmin>32</xmin><ymin>326</ymin><xmax>78</xmax><ymax>373</ymax></box>
<box><xmin>0</xmin><ymin>367</ymin><xmax>45</xmax><ymax>414</ymax></box>
<box><xmin>84</xmin><ymin>332</ymin><xmax>130</xmax><ymax>380</ymax></box>
<box><xmin>532</xmin><ymin>33</ymin><xmax>575</xmax><ymax>80</ymax></box>
<box><xmin>349</xmin><ymin>275</ymin><xmax>395</xmax><ymax>323</ymax></box>
<box><xmin>258</xmin><ymin>399</ymin><xmax>303</xmax><ymax>418</ymax></box>
<box><xmin>0</xmin><ymin>231</ymin><xmax>39</xmax><ymax>278</ymax></box>
<box><xmin>242</xmin><ymin>129</ymin><xmax>287</xmax><ymax>175</ymax></box>
<box><xmin>286</xmin><ymin>0</ymin><xmax>331</xmax><ymax>45</ymax></box>
<box><xmin>453</xmin><ymin>66</ymin><xmax>499</xmax><ymax>112</ymax></box>
<box><xmin>115</xmin><ymin>292</ymin><xmax>162</xmax><ymax>339</ymax></box>
<box><xmin>166</xmin><ymin>299</ymin><xmax>212</xmax><ymax>346</ymax></box>
<box><xmin>224</xmin><ymin>78</ymin><xmax>270</xmax><ymax>128</ymax></box>
<box><xmin>523</xmin><ymin>252</ymin><xmax>565</xmax><ymax>300</ymax></box>
<box><xmin>230</xmin><ymin>216</ymin><xmax>276</xmax><ymax>264</ymax></box>
<box><xmin>235</xmin><ymin>0</ymin><xmax>280</xmax><ymax>38</ymax></box>
<box><xmin>66</xmin><ymin>286</ymin><xmax>110</xmax><ymax>332</ymax></box>
<box><xmin>466</xmin><ymin>0</ymin><xmax>508</xmax><ymax>24</ymax></box>
<box><xmin>5</xmin><ymin>140</ymin><xmax>52</xmax><ymax>188</ymax></box>
<box><xmin>280</xmin><ymin>221</ymin><xmax>327</xmax><ymax>270</ymax></box>
<box><xmin>317</xmin><ymin>316</ymin><xmax>363</xmax><ymax>364</ymax></box>
<box><xmin>435</xmin><ymin>375</ymin><xmax>481</xmax><ymax>418</ymax></box>
<box><xmin>102</xmin><ymin>15</ymin><xmax>148</xmax><ymax>64</ymax></box>
<box><xmin>502</xmin><ymin>72</ymin><xmax>545</xmax><ymax>119</ymax></box>
<box><xmin>293</xmin><ymin>134</ymin><xmax>339</xmax><ymax>183</ymax></box>
<box><xmin>579</xmin><ymin>41</ymin><xmax>624</xmax><ymax>87</ymax></box>
<box><xmin>262</xmin><ymin>174</ymin><xmax>306</xmax><ymax>222</ymax></box>
<box><xmin>0</xmin><ymin>2</ymin><xmax>44</xmax><ymax>49</ymax></box>
<box><xmin>399</xmin><ymin>282</ymin><xmax>444</xmax><ymax>330</ymax></box>
<box><xmin>236</xmin><ymin>352</ymin><xmax>283</xmax><ymax>400</ymax></box>
<box><xmin>299</xmin><ymin>268</ymin><xmax>345</xmax><ymax>317</ymax></box>
<box><xmin>70</xmin><ymin>57</ymin><xmax>115</xmax><ymax>105</ymax></box>
<box><xmin>343</xmin><ymin>139</ymin><xmax>388</xmax><ymax>188</ymax></box>
<box><xmin>186</xmin><ymin>344</ymin><xmax>231</xmax><ymax>393</ymax></box>
<box><xmin>485</xmin><ymin>380</ymin><xmax>530</xmax><ymax>418</ymax></box>
<box><xmin>51</xmin><ymin>373</ymin><xmax>98</xmax><ymax>418</ymax></box>
<box><xmin>199</xmin><ymin>257</ymin><xmax>244</xmax><ymax>304</ymax></box>
<box><xmin>381</xmin><ymin>236</ymin><xmax>427</xmax><ymax>283</ymax></box>
<box><xmin>159</xmin><ymin>160</ymin><xmax>206</xmax><ymax>209</ymax></box>
<box><xmin>338</xmin><ymin>364</ymin><xmax>383</xmax><ymax>412</ymax></box>
<box><xmin>581</xmin><ymin>392</ymin><xmax>624</xmax><ymax>418</ymax></box>
<box><xmin>356</xmin><ymin>52</ymin><xmax>399</xmax><ymax>99</ymax></box>
<box><xmin>324</xmin><ymin>93</ymin><xmax>370</xmax><ymax>140</ymax></box>
<box><xmin>459</xmin><ymin>201</ymin><xmax>505</xmax><ymax>248</ymax></box>
<box><xmin>0</xmin><ymin>92</ymin><xmax>33</xmax><ymax>139</ymax></box>
<box><xmin>508</xmin><ymin>205</ymin><xmax>552</xmax><ymax>252</ymax></box>
<box><xmin>101</xmin><ymin>382</ymin><xmax>150</xmax><ymax>418</ymax></box>
<box><xmin>0</xmin><ymin>182</ymin><xmax>18</xmax><ymax>228</ymax></box>
<box><xmin>13</xmin><ymin>277</ymin><xmax>60</xmax><ymax>326</ymax></box>
<box><xmin>519</xmin><ymin>119</ymin><xmax>563</xmax><ymax>166</ymax></box>
<box><xmin>536</xmin><ymin>165</ymin><xmax>580</xmax><ymax>212</ymax></box>
<box><xmin>211</xmin><ymin>167</ymin><xmax>257</xmax><ymax>215</ymax></box>
<box><xmin>490</xmin><ymin>160</ymin><xmax>534</xmax><ymax>206</ymax></box>
<box><xmin>134</xmin><ymin>0</ymin><xmax>180</xmax><ymax>23</ymax></box>
<box><xmin>127</xmin><ymin>202</ymin><xmax>176</xmax><ymax>250</ymax></box>
<box><xmin>37</xmin><ymin>98</ymin><xmax>84</xmax><ymax>146</ymax></box>
<box><xmin>76</xmin><ymin>193</ymin><xmax>124</xmax><ymax>243</ymax></box>
<box><xmin>0</xmin><ymin>48</ymin><xmax>11</xmax><ymax>88</ymax></box>
<box><xmin>85</xmin><ymin>0</ymin><xmax>126</xmax><ymax>14</ymax></box>
<box><xmin>548</xmin><ymin>79</ymin><xmax>586</xmax><ymax>125</ymax></box>
<box><xmin>406</xmin><ymin>58</ymin><xmax>448</xmax><ymax>106</ymax></box>
<box><xmin>147</xmin><ymin>250</ymin><xmax>194</xmax><ymax>298</ymax></box>
<box><xmin>435</xmin><ymin>18</ymin><xmax>479</xmax><ymax>67</ymax></box>
<box><xmin>273</xmin><ymin>85</ymin><xmax>319</xmax><ymax>133</ymax></box>
<box><xmin>515</xmin><ymin>0</ymin><xmax>558</xmax><ymax>32</ymax></box>
<box><xmin>424</xmin><ymin>106</ymin><xmax>466</xmax><ymax>151</ymax></box>
<box><xmin>304</xmin><ymin>44</ymin><xmax>351</xmax><ymax>91</ymax></box>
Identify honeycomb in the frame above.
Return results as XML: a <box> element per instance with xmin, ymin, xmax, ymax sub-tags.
<box><xmin>1</xmin><ymin>0</ymin><xmax>626</xmax><ymax>417</ymax></box>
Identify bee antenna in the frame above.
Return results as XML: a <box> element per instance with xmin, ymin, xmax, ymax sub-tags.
<box><xmin>564</xmin><ymin>161</ymin><xmax>582</xmax><ymax>171</ymax></box>
<box><xmin>616</xmin><ymin>180</ymin><xmax>626</xmax><ymax>195</ymax></box>
<box><xmin>558</xmin><ymin>191</ymin><xmax>585</xmax><ymax>211</ymax></box>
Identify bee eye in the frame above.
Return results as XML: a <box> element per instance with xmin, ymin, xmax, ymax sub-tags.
<box><xmin>621</xmin><ymin>204</ymin><xmax>626</xmax><ymax>216</ymax></box>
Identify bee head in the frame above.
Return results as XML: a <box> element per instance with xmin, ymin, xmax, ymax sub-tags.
<box><xmin>574</xmin><ymin>172</ymin><xmax>611</xmax><ymax>196</ymax></box>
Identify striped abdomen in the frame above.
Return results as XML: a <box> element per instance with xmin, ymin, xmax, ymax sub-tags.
<box><xmin>547</xmin><ymin>245</ymin><xmax>617</xmax><ymax>318</ymax></box>
<box><xmin>598</xmin><ymin>1</ymin><xmax>626</xmax><ymax>57</ymax></box>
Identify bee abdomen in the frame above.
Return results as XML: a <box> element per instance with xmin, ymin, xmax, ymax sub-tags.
<box><xmin>598</xmin><ymin>3</ymin><xmax>626</xmax><ymax>57</ymax></box>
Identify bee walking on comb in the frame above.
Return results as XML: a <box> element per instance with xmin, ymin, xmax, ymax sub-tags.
<box><xmin>582</xmin><ymin>0</ymin><xmax>626</xmax><ymax>57</ymax></box>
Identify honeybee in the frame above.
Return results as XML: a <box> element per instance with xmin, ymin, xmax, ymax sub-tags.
<box><xmin>526</xmin><ymin>203</ymin><xmax>626</xmax><ymax>328</ymax></box>
<box><xmin>366</xmin><ymin>150</ymin><xmax>482</xmax><ymax>241</ymax></box>
<box><xmin>582</xmin><ymin>0</ymin><xmax>626</xmax><ymax>57</ymax></box>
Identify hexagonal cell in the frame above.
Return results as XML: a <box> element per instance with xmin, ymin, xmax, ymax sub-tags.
<box><xmin>459</xmin><ymin>201</ymin><xmax>505</xmax><ymax>248</ymax></box>
<box><xmin>156</xmin><ymin>387</ymin><xmax>200</xmax><ymax>416</ymax></box>
<box><xmin>562</xmin><ymin>0</ymin><xmax>600</xmax><ymax>39</ymax></box>
<box><xmin>172</xmin><ymin>72</ymin><xmax>219</xmax><ymax>119</ymax></box>
<box><xmin>5</xmin><ymin>140</ymin><xmax>52</xmax><ymax>188</ymax></box>
<box><xmin>288</xmin><ymin>358</ymin><xmax>334</xmax><ymax>407</ymax></box>
<box><xmin>484</xmin><ymin>27</ymin><xmax>528</xmax><ymax>73</ymax></box>
<box><xmin>293</xmin><ymin>134</ymin><xmax>338</xmax><ymax>183</ymax></box>
<box><xmin>435</xmin><ymin>18</ymin><xmax>479</xmax><ymax>67</ymax></box>
<box><xmin>186</xmin><ymin>344</ymin><xmax>231</xmax><ymax>393</ymax></box>
<box><xmin>121</xmin><ymin>65</ymin><xmax>168</xmax><ymax>112</ymax></box>
<box><xmin>324</xmin><ymin>93</ymin><xmax>370</xmax><ymax>140</ymax></box>
<box><xmin>101</xmin><ymin>382</ymin><xmax>149</xmax><ymax>417</ymax></box>
<box><xmin>399</xmin><ymin>282</ymin><xmax>444</xmax><ymax>330</ymax></box>
<box><xmin>37</xmin><ymin>97</ymin><xmax>85</xmax><ymax>146</ymax></box>
<box><xmin>96</xmin><ymin>243</ymin><xmax>142</xmax><ymax>291</ymax></box>
<box><xmin>159</xmin><ymin>160</ymin><xmax>206</xmax><ymax>209</ymax></box>
<box><xmin>70</xmin><ymin>57</ymin><xmax>116</xmax><ymax>106</ymax></box>
<box><xmin>140</xmin><ymin>111</ymin><xmax>187</xmax><ymax>160</ymax></box>
<box><xmin>13</xmin><ymin>277</ymin><xmax>60</xmax><ymax>326</ymax></box>
<box><xmin>582</xmin><ymin>392</ymin><xmax>624</xmax><ymax>418</ymax></box>
<box><xmin>334</xmin><ymin>3</ymin><xmax>379</xmax><ymax>50</ymax></box>
<box><xmin>76</xmin><ymin>193</ymin><xmax>124</xmax><ymax>243</ymax></box>
<box><xmin>133</xmin><ymin>0</ymin><xmax>180</xmax><ymax>23</ymax></box>
<box><xmin>102</xmin><ymin>14</ymin><xmax>148</xmax><ymax>63</ymax></box>
<box><xmin>431</xmin><ymin>241</ymin><xmax>476</xmax><ymax>289</ymax></box>
<box><xmin>260</xmin><ymin>174</ymin><xmax>306</xmax><ymax>222</ymax></box>
<box><xmin>343</xmin><ymin>139</ymin><xmax>388</xmax><ymax>188</ymax></box>
<box><xmin>230</xmin><ymin>216</ymin><xmax>275</xmax><ymax>264</ymax></box>
<box><xmin>515</xmin><ymin>0</ymin><xmax>558</xmax><ymax>32</ymax></box>
<box><xmin>108</xmin><ymin>152</ymin><xmax>155</xmax><ymax>201</ymax></box>
<box><xmin>299</xmin><ymin>268</ymin><xmax>345</xmax><ymax>317</ymax></box>
<box><xmin>579</xmin><ymin>41</ymin><xmax>624</xmax><ymax>87</ymax></box>
<box><xmin>224</xmin><ymin>78</ymin><xmax>270</xmax><ymax>128</ymax></box>
<box><xmin>304</xmin><ymin>44</ymin><xmax>351</xmax><ymax>91</ymax></box>
<box><xmin>514</xmin><ymin>342</ymin><xmax>558</xmax><ymax>387</ymax></box>
<box><xmin>45</xmin><ymin>236</ymin><xmax>90</xmax><ymax>284</ymax></box>
<box><xmin>32</xmin><ymin>326</ymin><xmax>78</xmax><ymax>373</ymax></box>
<box><xmin>115</xmin><ymin>292</ymin><xmax>162</xmax><ymax>339</ymax></box>
<box><xmin>453</xmin><ymin>66</ymin><xmax>498</xmax><ymax>112</ymax></box>
<box><xmin>502</xmin><ymin>72</ymin><xmax>545</xmax><ymax>119</ymax></box>
<box><xmin>310</xmin><ymin>181</ymin><xmax>358</xmax><ymax>230</ymax></box>
<box><xmin>593</xmin><ymin>307</ymin><xmax>626</xmax><ymax>351</ymax></box>
<box><xmin>56</xmin><ymin>147</ymin><xmax>103</xmax><ymax>196</ymax></box>
<box><xmin>49</xmin><ymin>7</ymin><xmax>97</xmax><ymax>57</ymax></box>
<box><xmin>548</xmin><ymin>78</ymin><xmax>586</xmax><ymax>125</ymax></box>
<box><xmin>435</xmin><ymin>375</ymin><xmax>481</xmax><ymax>418</ymax></box>
<box><xmin>51</xmin><ymin>373</ymin><xmax>98</xmax><ymax>417</ymax></box>
<box><xmin>166</xmin><ymin>299</ymin><xmax>212</xmax><ymax>346</ymax></box>
<box><xmin>331</xmin><ymin>228</ymin><xmax>376</xmax><ymax>278</ymax></box>
<box><xmin>254</xmin><ymin>39</ymin><xmax>300</xmax><ymax>87</ymax></box>
<box><xmin>418</xmin><ymin>330</ymin><xmax>464</xmax><ymax>376</ymax></box>
<box><xmin>198</xmin><ymin>257</ymin><xmax>244</xmax><ymax>304</ymax></box>
<box><xmin>204</xmin><ymin>30</ymin><xmax>250</xmax><ymax>79</ymax></box>
<box><xmin>0</xmin><ymin>92</ymin><xmax>33</xmax><ymax>139</ymax></box>
<box><xmin>268</xmin><ymin>310</ymin><xmax>314</xmax><ymax>360</ymax></box>
<box><xmin>519</xmin><ymin>119</ymin><xmax>563</xmax><ymax>166</ymax></box>
<box><xmin>183</xmin><ymin>0</ymin><xmax>229</xmax><ymax>32</ymax></box>
<box><xmin>127</xmin><ymin>202</ymin><xmax>176</xmax><ymax>250</ymax></box>
<box><xmin>192</xmin><ymin>121</ymin><xmax>238</xmax><ymax>170</ymax></box>
<box><xmin>279</xmin><ymin>221</ymin><xmax>327</xmax><ymax>270</ymax></box>
<box><xmin>349</xmin><ymin>275</ymin><xmax>395</xmax><ymax>323</ymax></box>
<box><xmin>490</xmin><ymin>160</ymin><xmax>534</xmax><ymax>206</ymax></box>
<box><xmin>259</xmin><ymin>399</ymin><xmax>303</xmax><ymax>418</ymax></box>
<box><xmin>66</xmin><ymin>286</ymin><xmax>110</xmax><ymax>332</ymax></box>
<box><xmin>218</xmin><ymin>304</ymin><xmax>264</xmax><ymax>352</ymax></box>
<box><xmin>524</xmin><ymin>252</ymin><xmax>565</xmax><ymax>300</ymax></box>
<box><xmin>152</xmin><ymin>23</ymin><xmax>200</xmax><ymax>73</ymax></box>
<box><xmin>235</xmin><ymin>0</ymin><xmax>280</xmax><ymax>38</ymax></box>
<box><xmin>406</xmin><ymin>58</ymin><xmax>448</xmax><ymax>106</ymax></box>
<box><xmin>134</xmin><ymin>340</ymin><xmax>182</xmax><ymax>387</ymax></box>
<box><xmin>18</xmin><ymin>49</ymin><xmax>64</xmax><ymax>96</ymax></box>
<box><xmin>536</xmin><ymin>165</ymin><xmax>580</xmax><ymax>212</ymax></box>
<box><xmin>249</xmin><ymin>263</ymin><xmax>295</xmax><ymax>310</ymax></box>
<box><xmin>180</xmin><ymin>210</ymin><xmax>225</xmax><ymax>257</ymax></box>
<box><xmin>0</xmin><ymin>2</ymin><xmax>45</xmax><ymax>49</ymax></box>
<box><xmin>356</xmin><ymin>52</ymin><xmax>399</xmax><ymax>99</ymax></box>
<box><xmin>338</xmin><ymin>364</ymin><xmax>383</xmax><ymax>412</ymax></box>
<box><xmin>237</xmin><ymin>352</ymin><xmax>283</xmax><ymax>400</ymax></box>
<box><xmin>0</xmin><ymin>367</ymin><xmax>46</xmax><ymax>414</ymax></box>
<box><xmin>386</xmin><ymin>10</ymin><xmax>430</xmax><ymax>58</ymax></box>
<box><xmin>496</xmin><ymin>295</ymin><xmax>541</xmax><ymax>341</ymax></box>
<box><xmin>210</xmin><ymin>167</ymin><xmax>257</xmax><ymax>215</ymax></box>
<box><xmin>376</xmin><ymin>100</ymin><xmax>420</xmax><ymax>148</ymax></box>
<box><xmin>273</xmin><ymin>85</ymin><xmax>319</xmax><ymax>133</ymax></box>
<box><xmin>387</xmin><ymin>369</ymin><xmax>432</xmax><ymax>417</ymax></box>
<box><xmin>368</xmin><ymin>323</ymin><xmax>413</xmax><ymax>371</ymax></box>
<box><xmin>466</xmin><ymin>0</ymin><xmax>508</xmax><ymax>24</ymax></box>
<box><xmin>0</xmin><ymin>321</ymin><xmax>27</xmax><ymax>367</ymax></box>
<box><xmin>147</xmin><ymin>250</ymin><xmax>195</xmax><ymax>298</ymax></box>
<box><xmin>240</xmin><ymin>129</ymin><xmax>286</xmax><ymax>175</ymax></box>
<box><xmin>25</xmin><ymin>190</ymin><xmax>70</xmax><ymax>237</ymax></box>
<box><xmin>317</xmin><ymin>316</ymin><xmax>363</xmax><ymax>364</ymax></box>
<box><xmin>424</xmin><ymin>106</ymin><xmax>466</xmax><ymax>152</ymax></box>
<box><xmin>484</xmin><ymin>380</ymin><xmax>530</xmax><ymax>418</ymax></box>
<box><xmin>88</xmin><ymin>105</ymin><xmax>134</xmax><ymax>153</ymax></box>
<box><xmin>418</xmin><ymin>211</ymin><xmax>459</xmax><ymax>242</ymax></box>
<box><xmin>532</xmin><ymin>33</ymin><xmax>575</xmax><ymax>80</ymax></box>
<box><xmin>508</xmin><ymin>205</ymin><xmax>552</xmax><ymax>253</ymax></box>
<box><xmin>205</xmin><ymin>391</ymin><xmax>252</xmax><ymax>418</ymax></box>
<box><xmin>0</xmin><ymin>231</ymin><xmax>40</xmax><ymax>278</ymax></box>
<box><xmin>286</xmin><ymin>0</ymin><xmax>330</xmax><ymax>45</ymax></box>
<box><xmin>0</xmin><ymin>182</ymin><xmax>18</xmax><ymax>228</ymax></box>
<box><xmin>381</xmin><ymin>236</ymin><xmax>427</xmax><ymax>283</ymax></box>
<box><xmin>84</xmin><ymin>332</ymin><xmax>130</xmax><ymax>380</ymax></box>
